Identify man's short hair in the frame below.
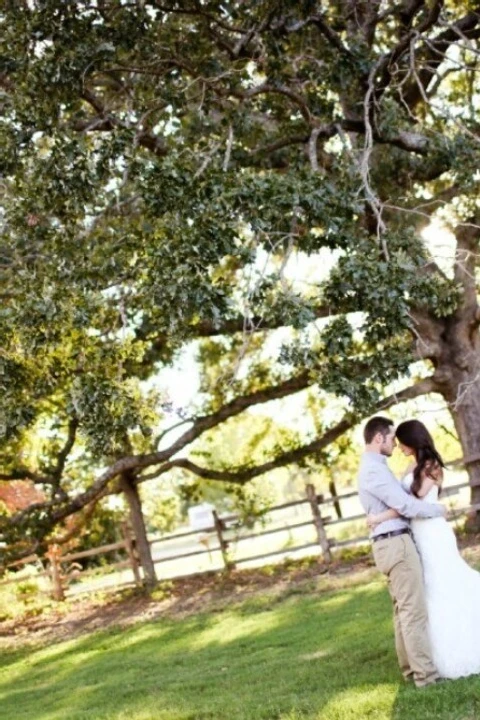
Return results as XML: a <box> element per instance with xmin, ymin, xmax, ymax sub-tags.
<box><xmin>363</xmin><ymin>416</ymin><xmax>394</xmax><ymax>444</ymax></box>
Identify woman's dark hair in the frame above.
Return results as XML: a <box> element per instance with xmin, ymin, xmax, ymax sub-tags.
<box><xmin>395</xmin><ymin>420</ymin><xmax>445</xmax><ymax>497</ymax></box>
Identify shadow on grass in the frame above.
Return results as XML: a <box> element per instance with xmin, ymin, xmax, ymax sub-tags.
<box><xmin>1</xmin><ymin>581</ymin><xmax>477</xmax><ymax>720</ymax></box>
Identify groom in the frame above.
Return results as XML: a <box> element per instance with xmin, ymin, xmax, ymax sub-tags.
<box><xmin>357</xmin><ymin>416</ymin><xmax>445</xmax><ymax>688</ymax></box>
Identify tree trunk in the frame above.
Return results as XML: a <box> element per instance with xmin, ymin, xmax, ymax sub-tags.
<box><xmin>449</xmin><ymin>381</ymin><xmax>480</xmax><ymax>530</ymax></box>
<box><xmin>120</xmin><ymin>471</ymin><xmax>157</xmax><ymax>588</ymax></box>
<box><xmin>436</xmin><ymin>336</ymin><xmax>480</xmax><ymax>529</ymax></box>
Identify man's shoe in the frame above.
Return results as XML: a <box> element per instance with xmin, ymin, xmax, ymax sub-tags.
<box><xmin>416</xmin><ymin>677</ymin><xmax>445</xmax><ymax>688</ymax></box>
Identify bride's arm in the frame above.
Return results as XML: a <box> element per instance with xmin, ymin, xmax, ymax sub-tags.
<box><xmin>416</xmin><ymin>476</ymin><xmax>436</xmax><ymax>498</ymax></box>
<box><xmin>417</xmin><ymin>462</ymin><xmax>443</xmax><ymax>498</ymax></box>
<box><xmin>366</xmin><ymin>507</ymin><xmax>399</xmax><ymax>529</ymax></box>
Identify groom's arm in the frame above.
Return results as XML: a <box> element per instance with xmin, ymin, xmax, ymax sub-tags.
<box><xmin>374</xmin><ymin>473</ymin><xmax>445</xmax><ymax>519</ymax></box>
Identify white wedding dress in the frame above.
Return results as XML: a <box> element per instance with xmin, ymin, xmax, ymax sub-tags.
<box><xmin>406</xmin><ymin>474</ymin><xmax>480</xmax><ymax>679</ymax></box>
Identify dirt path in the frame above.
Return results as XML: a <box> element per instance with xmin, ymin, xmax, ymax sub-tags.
<box><xmin>0</xmin><ymin>556</ymin><xmax>372</xmax><ymax>649</ymax></box>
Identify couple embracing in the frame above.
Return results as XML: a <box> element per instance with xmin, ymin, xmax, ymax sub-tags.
<box><xmin>358</xmin><ymin>416</ymin><xmax>480</xmax><ymax>687</ymax></box>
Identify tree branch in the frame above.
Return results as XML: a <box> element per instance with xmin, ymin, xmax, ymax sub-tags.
<box><xmin>1</xmin><ymin>370</ymin><xmax>315</xmax><ymax>536</ymax></box>
<box><xmin>374</xmin><ymin>0</ymin><xmax>446</xmax><ymax>103</ymax></box>
<box><xmin>413</xmin><ymin>184</ymin><xmax>462</xmax><ymax>217</ymax></box>
<box><xmin>309</xmin><ymin>14</ymin><xmax>353</xmax><ymax>57</ymax></box>
<box><xmin>246</xmin><ymin>118</ymin><xmax>430</xmax><ymax>156</ymax></box>
<box><xmin>0</xmin><ymin>371</ymin><xmax>438</xmax><ymax>563</ymax></box>
<box><xmin>402</xmin><ymin>7</ymin><xmax>480</xmax><ymax>109</ymax></box>
<box><xmin>0</xmin><ymin>469</ymin><xmax>51</xmax><ymax>484</ymax></box>
<box><xmin>240</xmin><ymin>83</ymin><xmax>313</xmax><ymax>125</ymax></box>
<box><xmin>77</xmin><ymin>89</ymin><xmax>168</xmax><ymax>157</ymax></box>
<box><xmin>146</xmin><ymin>377</ymin><xmax>438</xmax><ymax>484</ymax></box>
<box><xmin>135</xmin><ymin>304</ymin><xmax>338</xmax><ymax>366</ymax></box>
<box><xmin>454</xmin><ymin>216</ymin><xmax>480</xmax><ymax>315</ymax></box>
<box><xmin>397</xmin><ymin>1</ymin><xmax>427</xmax><ymax>31</ymax></box>
<box><xmin>51</xmin><ymin>417</ymin><xmax>79</xmax><ymax>483</ymax></box>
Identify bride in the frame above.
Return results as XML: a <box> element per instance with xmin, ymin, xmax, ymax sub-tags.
<box><xmin>368</xmin><ymin>419</ymin><xmax>480</xmax><ymax>679</ymax></box>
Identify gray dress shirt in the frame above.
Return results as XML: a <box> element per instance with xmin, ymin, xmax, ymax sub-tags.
<box><xmin>357</xmin><ymin>451</ymin><xmax>444</xmax><ymax>538</ymax></box>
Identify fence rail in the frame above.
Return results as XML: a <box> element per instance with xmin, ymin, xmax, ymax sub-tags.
<box><xmin>1</xmin><ymin>479</ymin><xmax>475</xmax><ymax>601</ymax></box>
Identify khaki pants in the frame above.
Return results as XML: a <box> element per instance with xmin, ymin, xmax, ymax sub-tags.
<box><xmin>372</xmin><ymin>533</ymin><xmax>438</xmax><ymax>687</ymax></box>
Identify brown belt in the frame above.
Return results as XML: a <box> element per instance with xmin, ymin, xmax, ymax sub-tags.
<box><xmin>372</xmin><ymin>528</ymin><xmax>411</xmax><ymax>543</ymax></box>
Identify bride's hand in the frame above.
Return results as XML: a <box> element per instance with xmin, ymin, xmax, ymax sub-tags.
<box><xmin>366</xmin><ymin>514</ymin><xmax>381</xmax><ymax>529</ymax></box>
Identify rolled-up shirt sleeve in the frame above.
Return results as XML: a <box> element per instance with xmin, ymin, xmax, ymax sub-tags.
<box><xmin>374</xmin><ymin>472</ymin><xmax>444</xmax><ymax>518</ymax></box>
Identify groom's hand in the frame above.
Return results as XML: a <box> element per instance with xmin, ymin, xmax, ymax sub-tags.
<box><xmin>366</xmin><ymin>514</ymin><xmax>380</xmax><ymax>529</ymax></box>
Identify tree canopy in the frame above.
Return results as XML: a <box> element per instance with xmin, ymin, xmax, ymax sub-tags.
<box><xmin>1</xmin><ymin>0</ymin><xmax>480</xmax><ymax>559</ymax></box>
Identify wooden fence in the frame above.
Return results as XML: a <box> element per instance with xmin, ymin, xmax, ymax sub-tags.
<box><xmin>1</xmin><ymin>478</ymin><xmax>477</xmax><ymax>602</ymax></box>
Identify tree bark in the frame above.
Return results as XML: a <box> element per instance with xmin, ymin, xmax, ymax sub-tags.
<box><xmin>447</xmin><ymin>379</ymin><xmax>480</xmax><ymax>530</ymax></box>
<box><xmin>434</xmin><ymin>322</ymin><xmax>480</xmax><ymax>529</ymax></box>
<box><xmin>120</xmin><ymin>471</ymin><xmax>157</xmax><ymax>588</ymax></box>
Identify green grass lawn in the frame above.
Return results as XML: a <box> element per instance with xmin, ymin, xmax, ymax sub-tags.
<box><xmin>1</xmin><ymin>574</ymin><xmax>479</xmax><ymax>720</ymax></box>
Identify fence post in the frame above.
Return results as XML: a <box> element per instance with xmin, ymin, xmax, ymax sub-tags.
<box><xmin>328</xmin><ymin>479</ymin><xmax>342</xmax><ymax>519</ymax></box>
<box><xmin>47</xmin><ymin>544</ymin><xmax>65</xmax><ymax>601</ymax></box>
<box><xmin>306</xmin><ymin>484</ymin><xmax>332</xmax><ymax>564</ymax></box>
<box><xmin>122</xmin><ymin>522</ymin><xmax>142</xmax><ymax>586</ymax></box>
<box><xmin>213</xmin><ymin>511</ymin><xmax>234</xmax><ymax>571</ymax></box>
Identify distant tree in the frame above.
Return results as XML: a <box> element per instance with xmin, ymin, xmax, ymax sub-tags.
<box><xmin>141</xmin><ymin>486</ymin><xmax>180</xmax><ymax>535</ymax></box>
<box><xmin>60</xmin><ymin>500</ymin><xmax>125</xmax><ymax>569</ymax></box>
<box><xmin>0</xmin><ymin>481</ymin><xmax>44</xmax><ymax>513</ymax></box>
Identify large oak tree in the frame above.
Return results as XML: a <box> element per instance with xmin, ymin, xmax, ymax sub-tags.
<box><xmin>1</xmin><ymin>1</ymin><xmax>480</xmax><ymax>577</ymax></box>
